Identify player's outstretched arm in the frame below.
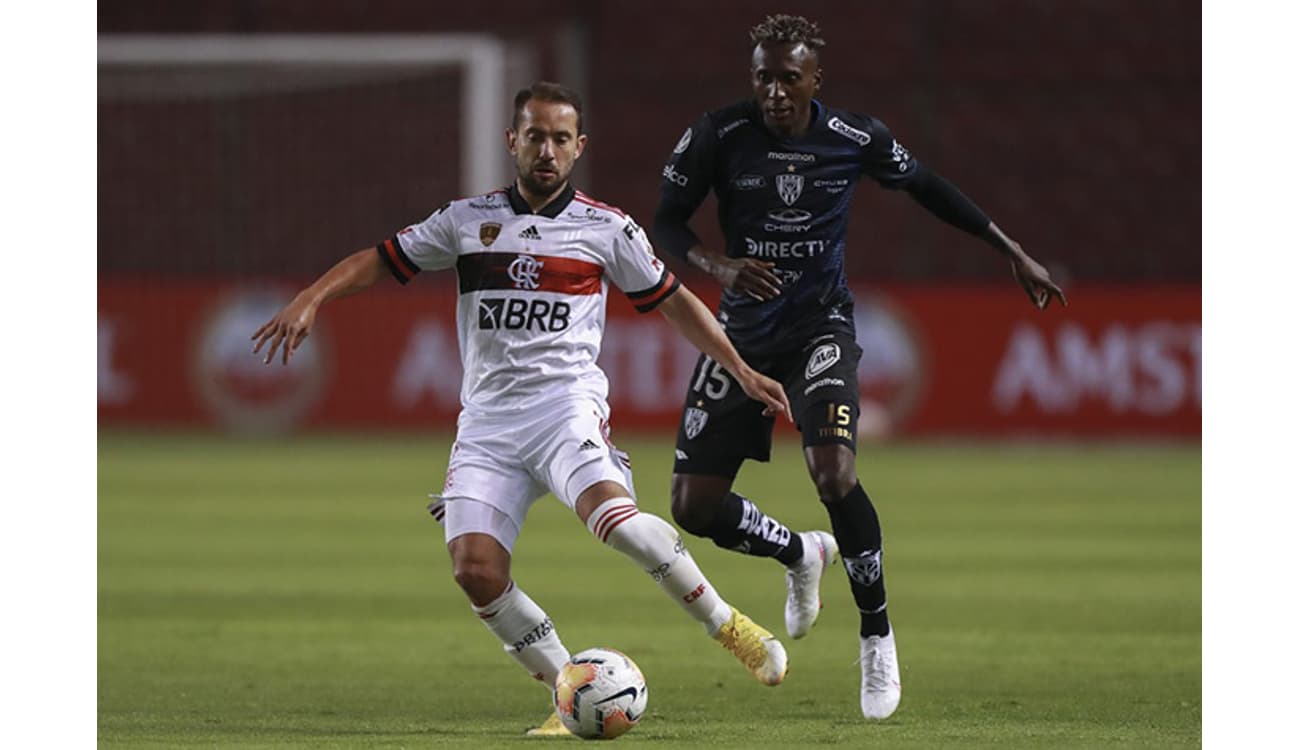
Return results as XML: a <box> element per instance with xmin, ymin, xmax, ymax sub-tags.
<box><xmin>655</xmin><ymin>286</ymin><xmax>792</xmax><ymax>421</ymax></box>
<box><xmin>897</xmin><ymin>165</ymin><xmax>1066</xmax><ymax>310</ymax></box>
<box><xmin>251</xmin><ymin>248</ymin><xmax>388</xmax><ymax>365</ymax></box>
<box><xmin>981</xmin><ymin>223</ymin><xmax>1068</xmax><ymax>310</ymax></box>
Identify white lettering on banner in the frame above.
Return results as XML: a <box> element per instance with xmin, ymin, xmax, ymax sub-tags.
<box><xmin>991</xmin><ymin>322</ymin><xmax>1202</xmax><ymax>415</ymax></box>
<box><xmin>98</xmin><ymin>318</ymin><xmax>133</xmax><ymax>404</ymax></box>
<box><xmin>598</xmin><ymin>318</ymin><xmax>698</xmax><ymax>409</ymax></box>
<box><xmin>393</xmin><ymin>321</ymin><xmax>464</xmax><ymax>408</ymax></box>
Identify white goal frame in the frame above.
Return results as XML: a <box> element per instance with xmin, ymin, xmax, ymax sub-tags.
<box><xmin>98</xmin><ymin>33</ymin><xmax>512</xmax><ymax>195</ymax></box>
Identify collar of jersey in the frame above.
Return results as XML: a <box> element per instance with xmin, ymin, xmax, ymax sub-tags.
<box><xmin>505</xmin><ymin>181</ymin><xmax>576</xmax><ymax>219</ymax></box>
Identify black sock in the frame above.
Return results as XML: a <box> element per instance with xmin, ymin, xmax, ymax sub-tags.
<box><xmin>702</xmin><ymin>492</ymin><xmax>804</xmax><ymax>566</ymax></box>
<box><xmin>823</xmin><ymin>482</ymin><xmax>890</xmax><ymax>638</ymax></box>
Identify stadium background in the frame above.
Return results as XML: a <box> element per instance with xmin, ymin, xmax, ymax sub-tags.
<box><xmin>98</xmin><ymin>0</ymin><xmax>1200</xmax><ymax>439</ymax></box>
<box><xmin>98</xmin><ymin>4</ymin><xmax>1201</xmax><ymax>746</ymax></box>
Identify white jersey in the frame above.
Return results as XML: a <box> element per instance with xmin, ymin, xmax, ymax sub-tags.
<box><xmin>377</xmin><ymin>183</ymin><xmax>679</xmax><ymax>415</ymax></box>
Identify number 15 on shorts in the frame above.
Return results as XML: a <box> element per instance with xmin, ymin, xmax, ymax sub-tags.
<box><xmin>820</xmin><ymin>403</ymin><xmax>853</xmax><ymax>441</ymax></box>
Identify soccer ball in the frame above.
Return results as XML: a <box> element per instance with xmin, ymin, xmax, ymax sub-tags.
<box><xmin>553</xmin><ymin>648</ymin><xmax>648</xmax><ymax>740</ymax></box>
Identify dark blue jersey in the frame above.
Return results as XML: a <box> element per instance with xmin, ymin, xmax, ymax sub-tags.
<box><xmin>654</xmin><ymin>99</ymin><xmax>922</xmax><ymax>355</ymax></box>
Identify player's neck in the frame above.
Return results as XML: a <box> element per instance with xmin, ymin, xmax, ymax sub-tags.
<box><xmin>515</xmin><ymin>179</ymin><xmax>570</xmax><ymax>213</ymax></box>
<box><xmin>764</xmin><ymin>113</ymin><xmax>812</xmax><ymax>140</ymax></box>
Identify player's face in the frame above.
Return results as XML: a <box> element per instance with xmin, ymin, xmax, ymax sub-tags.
<box><xmin>751</xmin><ymin>42</ymin><xmax>822</xmax><ymax>137</ymax></box>
<box><xmin>507</xmin><ymin>100</ymin><xmax>587</xmax><ymax>199</ymax></box>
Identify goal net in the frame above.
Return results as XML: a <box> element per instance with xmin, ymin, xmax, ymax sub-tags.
<box><xmin>98</xmin><ymin>34</ymin><xmax>511</xmax><ymax>278</ymax></box>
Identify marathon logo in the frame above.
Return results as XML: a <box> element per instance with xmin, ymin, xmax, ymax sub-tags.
<box><xmin>767</xmin><ymin>151</ymin><xmax>816</xmax><ymax>162</ymax></box>
<box><xmin>803</xmin><ymin>376</ymin><xmax>846</xmax><ymax>396</ymax></box>
<box><xmin>828</xmin><ymin>116</ymin><xmax>872</xmax><ymax>146</ymax></box>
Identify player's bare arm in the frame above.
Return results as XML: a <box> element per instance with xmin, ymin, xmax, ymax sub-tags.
<box><xmin>979</xmin><ymin>222</ymin><xmax>1067</xmax><ymax>310</ymax></box>
<box><xmin>685</xmin><ymin>244</ymin><xmax>783</xmax><ymax>302</ymax></box>
<box><xmin>655</xmin><ymin>285</ymin><xmax>792</xmax><ymax>421</ymax></box>
<box><xmin>251</xmin><ymin>247</ymin><xmax>388</xmax><ymax>365</ymax></box>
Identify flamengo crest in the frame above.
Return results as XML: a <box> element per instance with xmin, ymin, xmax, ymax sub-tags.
<box><xmin>777</xmin><ymin>173</ymin><xmax>804</xmax><ymax>206</ymax></box>
<box><xmin>508</xmin><ymin>255</ymin><xmax>544</xmax><ymax>290</ymax></box>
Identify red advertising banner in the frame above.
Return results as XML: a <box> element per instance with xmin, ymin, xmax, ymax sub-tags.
<box><xmin>98</xmin><ymin>279</ymin><xmax>1199</xmax><ymax>437</ymax></box>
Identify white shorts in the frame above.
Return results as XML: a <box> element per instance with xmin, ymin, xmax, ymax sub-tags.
<box><xmin>434</xmin><ymin>397</ymin><xmax>636</xmax><ymax>552</ymax></box>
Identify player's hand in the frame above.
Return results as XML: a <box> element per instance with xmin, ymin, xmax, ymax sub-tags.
<box><xmin>251</xmin><ymin>295</ymin><xmax>318</xmax><ymax>365</ymax></box>
<box><xmin>1008</xmin><ymin>247</ymin><xmax>1067</xmax><ymax>310</ymax></box>
<box><xmin>710</xmin><ymin>257</ymin><xmax>784</xmax><ymax>301</ymax></box>
<box><xmin>736</xmin><ymin>369</ymin><xmax>793</xmax><ymax>422</ymax></box>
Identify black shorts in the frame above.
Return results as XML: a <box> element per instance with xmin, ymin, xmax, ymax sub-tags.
<box><xmin>673</xmin><ymin>330</ymin><xmax>862</xmax><ymax>478</ymax></box>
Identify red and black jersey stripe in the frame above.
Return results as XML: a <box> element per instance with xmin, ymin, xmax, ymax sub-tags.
<box><xmin>456</xmin><ymin>252</ymin><xmax>603</xmax><ymax>295</ymax></box>
<box><xmin>573</xmin><ymin>190</ymin><xmax>627</xmax><ymax>218</ymax></box>
<box><xmin>376</xmin><ymin>237</ymin><xmax>420</xmax><ymax>285</ymax></box>
<box><xmin>625</xmin><ymin>268</ymin><xmax>680</xmax><ymax>313</ymax></box>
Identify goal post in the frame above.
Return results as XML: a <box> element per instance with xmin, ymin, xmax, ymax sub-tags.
<box><xmin>98</xmin><ymin>33</ymin><xmax>512</xmax><ymax>196</ymax></box>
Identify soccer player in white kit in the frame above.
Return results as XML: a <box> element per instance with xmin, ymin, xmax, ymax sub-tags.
<box><xmin>252</xmin><ymin>82</ymin><xmax>794</xmax><ymax>736</ymax></box>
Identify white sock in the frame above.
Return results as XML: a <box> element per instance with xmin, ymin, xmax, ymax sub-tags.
<box><xmin>469</xmin><ymin>582</ymin><xmax>570</xmax><ymax>687</ymax></box>
<box><xmin>587</xmin><ymin>498</ymin><xmax>733</xmax><ymax>635</ymax></box>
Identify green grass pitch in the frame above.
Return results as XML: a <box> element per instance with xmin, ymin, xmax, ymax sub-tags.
<box><xmin>99</xmin><ymin>432</ymin><xmax>1200</xmax><ymax>748</ymax></box>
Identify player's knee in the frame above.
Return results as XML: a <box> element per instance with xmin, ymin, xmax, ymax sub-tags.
<box><xmin>811</xmin><ymin>465</ymin><xmax>859</xmax><ymax>505</ymax></box>
<box><xmin>451</xmin><ymin>559</ymin><xmax>509</xmax><ymax>603</ymax></box>
<box><xmin>670</xmin><ymin>481</ymin><xmax>717</xmax><ymax>537</ymax></box>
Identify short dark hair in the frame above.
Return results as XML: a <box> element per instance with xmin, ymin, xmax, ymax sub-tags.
<box><xmin>512</xmin><ymin>81</ymin><xmax>584</xmax><ymax>133</ymax></box>
<box><xmin>749</xmin><ymin>14</ymin><xmax>826</xmax><ymax>52</ymax></box>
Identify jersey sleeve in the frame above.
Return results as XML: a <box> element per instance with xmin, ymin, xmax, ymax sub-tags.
<box><xmin>652</xmin><ymin>114</ymin><xmax>717</xmax><ymax>261</ymax></box>
<box><xmin>606</xmin><ymin>214</ymin><xmax>680</xmax><ymax>313</ymax></box>
<box><xmin>859</xmin><ymin>116</ymin><xmax>921</xmax><ymax>189</ymax></box>
<box><xmin>377</xmin><ymin>201</ymin><xmax>459</xmax><ymax>284</ymax></box>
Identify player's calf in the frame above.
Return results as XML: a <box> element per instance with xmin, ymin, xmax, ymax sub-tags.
<box><xmin>468</xmin><ymin>581</ymin><xmax>571</xmax><ymax>688</ymax></box>
<box><xmin>671</xmin><ymin>476</ymin><xmax>805</xmax><ymax>565</ymax></box>
<box><xmin>585</xmin><ymin>497</ymin><xmax>788</xmax><ymax>685</ymax></box>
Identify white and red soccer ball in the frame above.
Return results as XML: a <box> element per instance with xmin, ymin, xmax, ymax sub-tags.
<box><xmin>553</xmin><ymin>648</ymin><xmax>648</xmax><ymax>740</ymax></box>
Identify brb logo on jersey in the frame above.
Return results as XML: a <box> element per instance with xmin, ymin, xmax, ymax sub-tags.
<box><xmin>478</xmin><ymin>298</ymin><xmax>572</xmax><ymax>332</ymax></box>
<box><xmin>507</xmin><ymin>255</ymin><xmax>544</xmax><ymax>290</ymax></box>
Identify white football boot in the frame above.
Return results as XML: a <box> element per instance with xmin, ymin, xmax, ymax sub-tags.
<box><xmin>783</xmin><ymin>531</ymin><xmax>839</xmax><ymax>639</ymax></box>
<box><xmin>859</xmin><ymin>630</ymin><xmax>901</xmax><ymax>720</ymax></box>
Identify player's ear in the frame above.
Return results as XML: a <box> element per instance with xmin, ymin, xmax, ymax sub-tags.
<box><xmin>814</xmin><ymin>68</ymin><xmax>823</xmax><ymax>92</ymax></box>
<box><xmin>506</xmin><ymin>128</ymin><xmax>518</xmax><ymax>155</ymax></box>
<box><xmin>575</xmin><ymin>133</ymin><xmax>588</xmax><ymax>159</ymax></box>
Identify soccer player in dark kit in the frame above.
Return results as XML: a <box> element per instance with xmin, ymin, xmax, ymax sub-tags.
<box><xmin>653</xmin><ymin>14</ymin><xmax>1066</xmax><ymax>720</ymax></box>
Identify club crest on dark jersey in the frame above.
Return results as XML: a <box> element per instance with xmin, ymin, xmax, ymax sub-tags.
<box><xmin>480</xmin><ymin>222</ymin><xmax>502</xmax><ymax>247</ymax></box>
<box><xmin>777</xmin><ymin>173</ymin><xmax>804</xmax><ymax>206</ymax></box>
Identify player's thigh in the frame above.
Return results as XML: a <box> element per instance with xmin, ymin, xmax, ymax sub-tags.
<box><xmin>529</xmin><ymin>398</ymin><xmax>636</xmax><ymax>510</ymax></box>
<box><xmin>439</xmin><ymin>422</ymin><xmax>547</xmax><ymax>553</ymax></box>
<box><xmin>673</xmin><ymin>352</ymin><xmax>775</xmax><ymax>479</ymax></box>
<box><xmin>784</xmin><ymin>331</ymin><xmax>864</xmax><ymax>452</ymax></box>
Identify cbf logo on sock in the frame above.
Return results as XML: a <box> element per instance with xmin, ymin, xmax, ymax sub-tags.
<box><xmin>844</xmin><ymin>550</ymin><xmax>883</xmax><ymax>587</ymax></box>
